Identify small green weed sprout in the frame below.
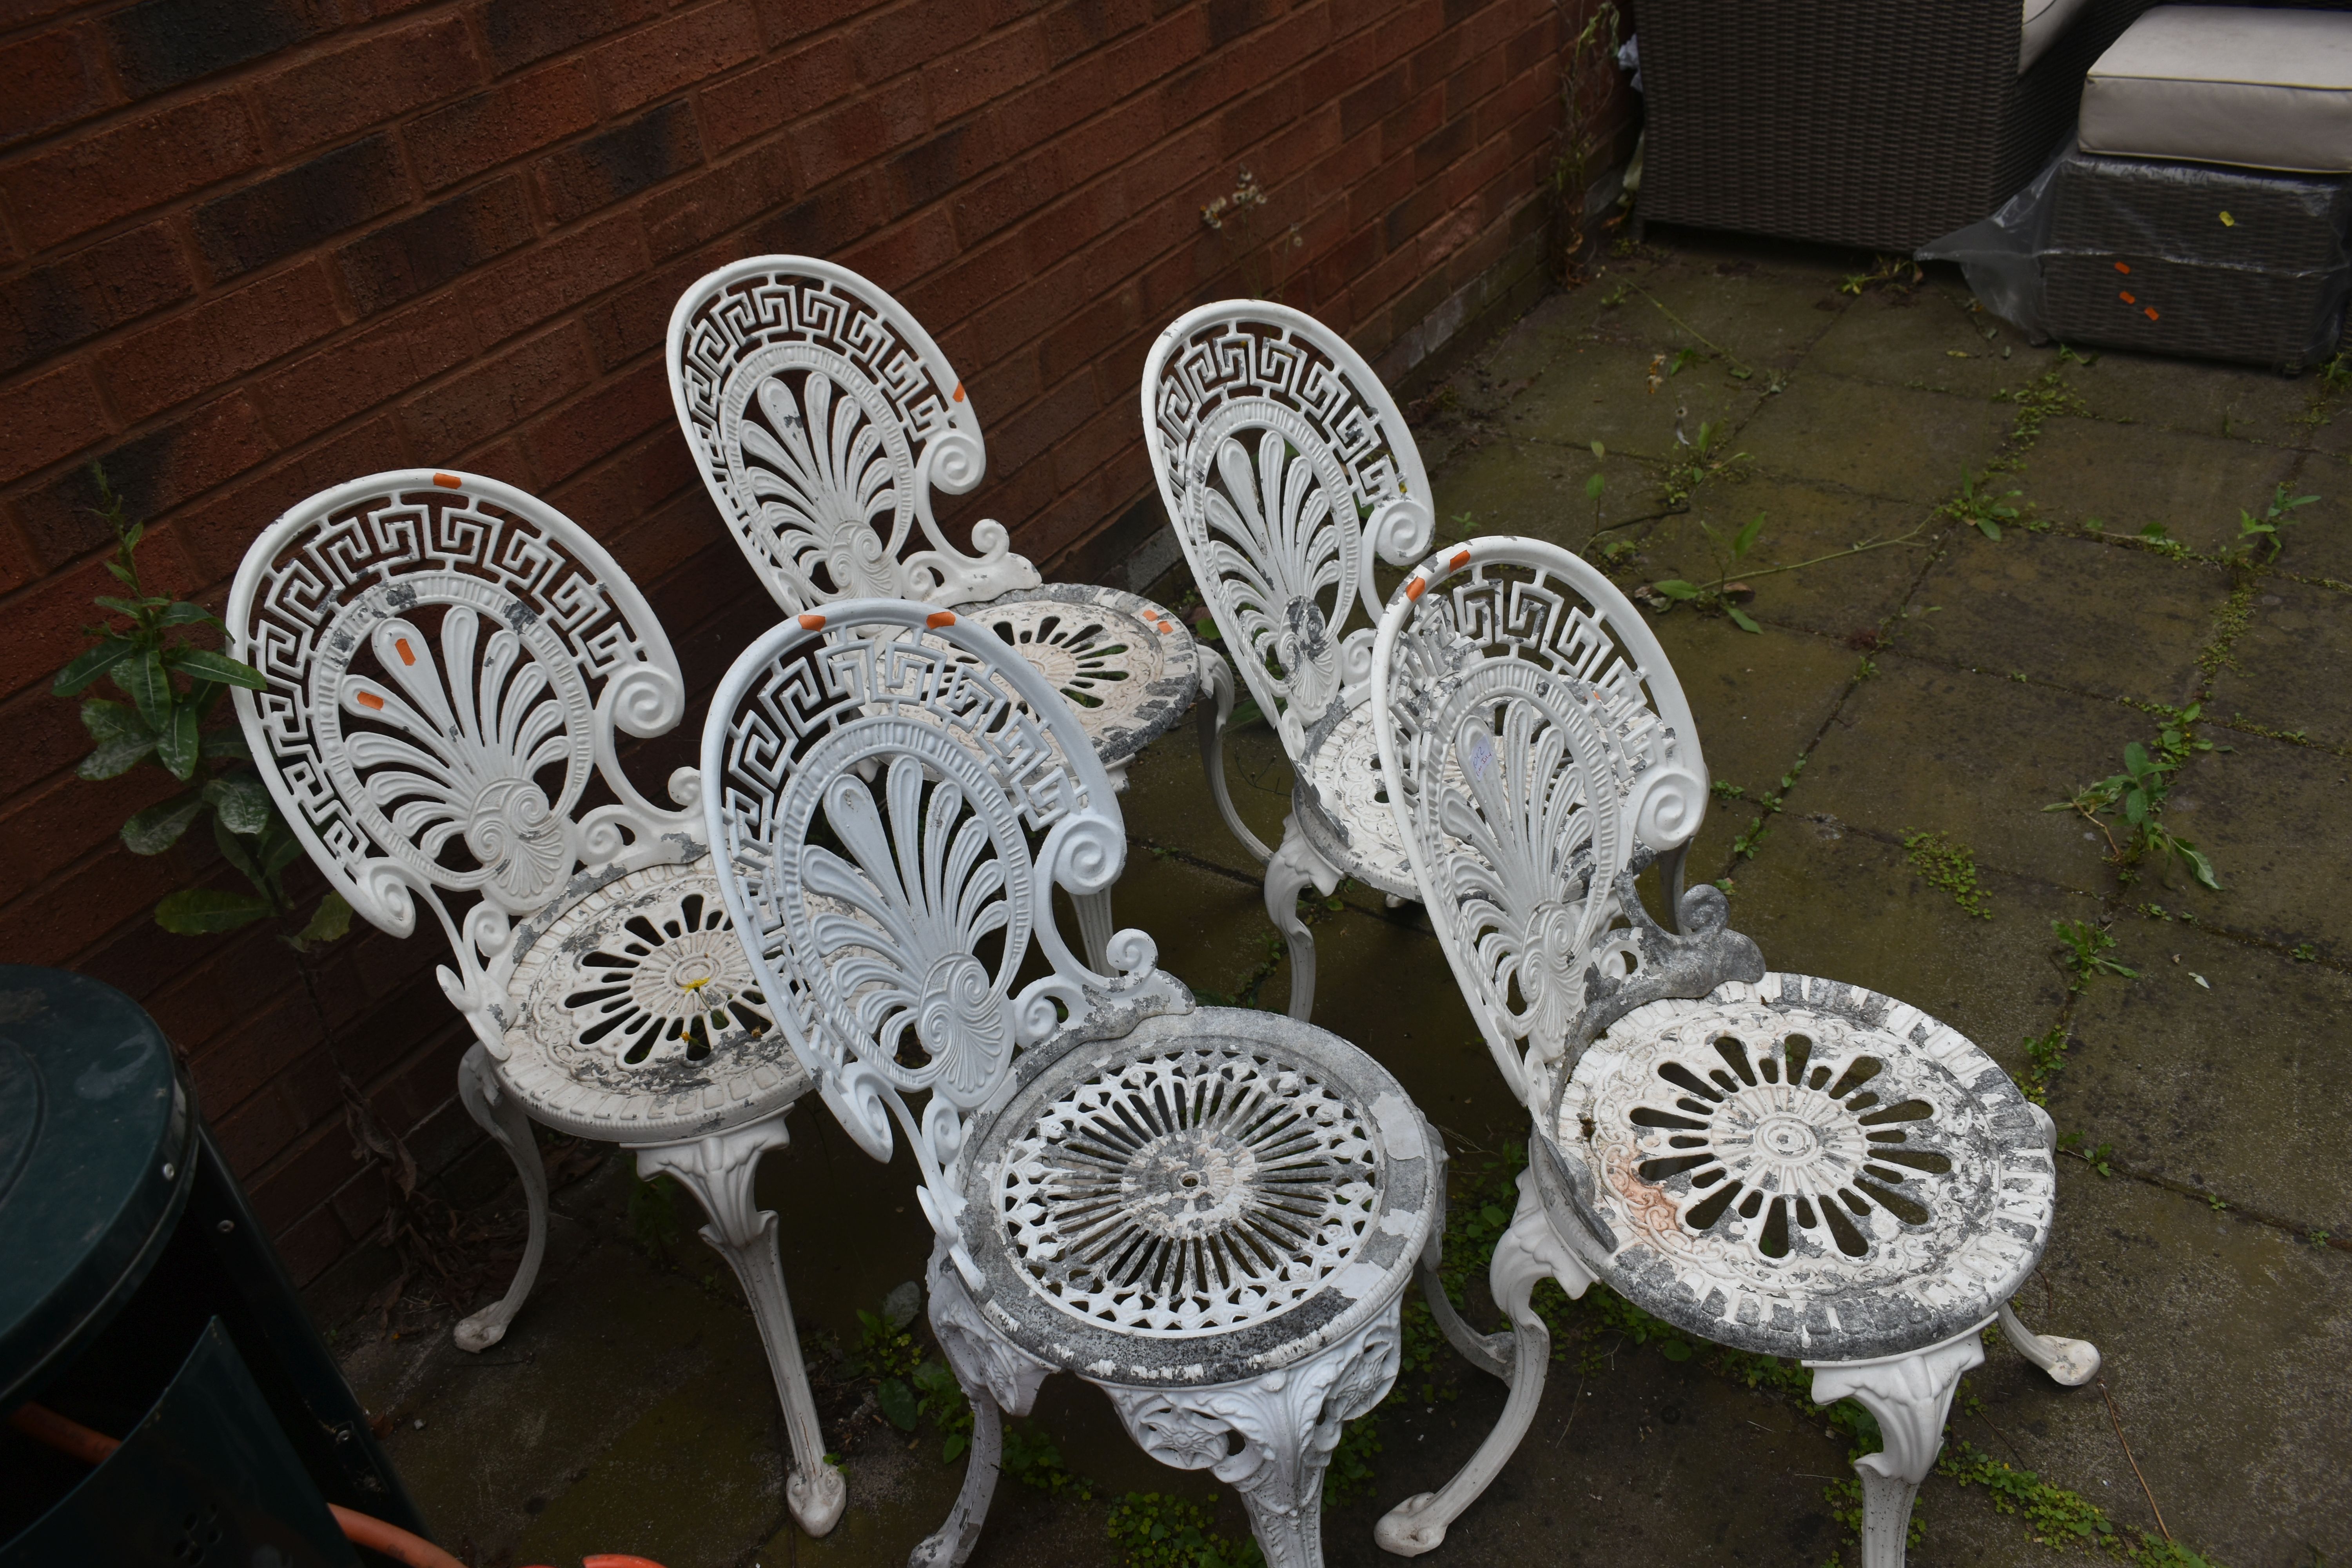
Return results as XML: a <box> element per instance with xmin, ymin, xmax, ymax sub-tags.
<box><xmin>2048</xmin><ymin>711</ymin><xmax>2221</xmax><ymax>890</ymax></box>
<box><xmin>1106</xmin><ymin>1493</ymin><xmax>1264</xmax><ymax>1568</ymax></box>
<box><xmin>2235</xmin><ymin>482</ymin><xmax>2318</xmax><ymax>562</ymax></box>
<box><xmin>1948</xmin><ymin>469</ymin><xmax>2021</xmax><ymax>540</ymax></box>
<box><xmin>2052</xmin><ymin>919</ymin><xmax>2136</xmax><ymax>989</ymax></box>
<box><xmin>1901</xmin><ymin>830</ymin><xmax>1991</xmax><ymax>919</ymax></box>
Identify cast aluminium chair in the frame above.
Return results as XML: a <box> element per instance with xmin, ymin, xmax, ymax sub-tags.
<box><xmin>667</xmin><ymin>255</ymin><xmax>1223</xmax><ymax>965</ymax></box>
<box><xmin>666</xmin><ymin>258</ymin><xmax>1216</xmax><ymax>759</ymax></box>
<box><xmin>1143</xmin><ymin>301</ymin><xmax>1510</xmax><ymax>1022</ymax></box>
<box><xmin>1365</xmin><ymin>537</ymin><xmax>2101</xmax><ymax>1568</ymax></box>
<box><xmin>700</xmin><ymin>600</ymin><xmax>1438</xmax><ymax>1568</ymax></box>
<box><xmin>225</xmin><ymin>470</ymin><xmax>844</xmax><ymax>1537</ymax></box>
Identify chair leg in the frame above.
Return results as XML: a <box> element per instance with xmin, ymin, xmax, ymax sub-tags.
<box><xmin>908</xmin><ymin>1365</ymin><xmax>1004</xmax><ymax>1568</ymax></box>
<box><xmin>1808</xmin><ymin>1324</ymin><xmax>1987</xmax><ymax>1568</ymax></box>
<box><xmin>1073</xmin><ymin>888</ymin><xmax>1116</xmax><ymax>973</ymax></box>
<box><xmin>452</xmin><ymin>1044</ymin><xmax>548</xmax><ymax>1354</ymax></box>
<box><xmin>1266</xmin><ymin>816</ymin><xmax>1341</xmax><ymax>1022</ymax></box>
<box><xmin>1417</xmin><ymin>1256</ymin><xmax>1513</xmax><ymax>1381</ymax></box>
<box><xmin>1198</xmin><ymin>648</ymin><xmax>1274</xmax><ymax>865</ymax></box>
<box><xmin>917</xmin><ymin>1243</ymin><xmax>1056</xmax><ymax>1568</ymax></box>
<box><xmin>635</xmin><ymin>1115</ymin><xmax>845</xmax><ymax>1539</ymax></box>
<box><xmin>1376</xmin><ymin>1169</ymin><xmax>1594</xmax><ymax>1555</ymax></box>
<box><xmin>1996</xmin><ymin>1299</ymin><xmax>2101</xmax><ymax>1386</ymax></box>
<box><xmin>1101</xmin><ymin>1308</ymin><xmax>1402</xmax><ymax>1568</ymax></box>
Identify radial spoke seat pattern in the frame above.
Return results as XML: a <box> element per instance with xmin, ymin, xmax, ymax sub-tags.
<box><xmin>701</xmin><ymin>600</ymin><xmax>1441</xmax><ymax>1568</ymax></box>
<box><xmin>226</xmin><ymin>469</ymin><xmax>843</xmax><ymax>1539</ymax></box>
<box><xmin>1365</xmin><ymin>535</ymin><xmax>2100</xmax><ymax>1567</ymax></box>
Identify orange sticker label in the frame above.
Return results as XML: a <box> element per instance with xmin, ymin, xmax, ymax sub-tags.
<box><xmin>2144</xmin><ymin>307</ymin><xmax>2160</xmax><ymax>321</ymax></box>
<box><xmin>432</xmin><ymin>473</ymin><xmax>461</xmax><ymax>488</ymax></box>
<box><xmin>797</xmin><ymin>613</ymin><xmax>826</xmax><ymax>630</ymax></box>
<box><xmin>394</xmin><ymin>637</ymin><xmax>415</xmax><ymax>666</ymax></box>
<box><xmin>951</xmin><ymin>383</ymin><xmax>965</xmax><ymax>403</ymax></box>
<box><xmin>2119</xmin><ymin>291</ymin><xmax>2136</xmax><ymax>304</ymax></box>
<box><xmin>2114</xmin><ymin>261</ymin><xmax>2132</xmax><ymax>274</ymax></box>
<box><xmin>926</xmin><ymin>611</ymin><xmax>956</xmax><ymax>628</ymax></box>
<box><xmin>1405</xmin><ymin>577</ymin><xmax>1427</xmax><ymax>601</ymax></box>
<box><xmin>1449</xmin><ymin>550</ymin><xmax>1470</xmax><ymax>570</ymax></box>
<box><xmin>356</xmin><ymin>691</ymin><xmax>385</xmax><ymax>711</ymax></box>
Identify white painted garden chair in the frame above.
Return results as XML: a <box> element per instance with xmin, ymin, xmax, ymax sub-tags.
<box><xmin>1366</xmin><ymin>535</ymin><xmax>2100</xmax><ymax>1567</ymax></box>
<box><xmin>226</xmin><ymin>470</ymin><xmax>843</xmax><ymax>1538</ymax></box>
<box><xmin>701</xmin><ymin>599</ymin><xmax>1438</xmax><ymax>1568</ymax></box>
<box><xmin>1138</xmin><ymin>301</ymin><xmax>1446</xmax><ymax>1022</ymax></box>
<box><xmin>665</xmin><ymin>254</ymin><xmax>1217</xmax><ymax>826</ymax></box>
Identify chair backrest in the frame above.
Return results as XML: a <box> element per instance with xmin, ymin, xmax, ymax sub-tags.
<box><xmin>1368</xmin><ymin>535</ymin><xmax>1745</xmax><ymax>1108</ymax></box>
<box><xmin>668</xmin><ymin>256</ymin><xmax>1043</xmax><ymax>613</ymax></box>
<box><xmin>1140</xmin><ymin>301</ymin><xmax>1435</xmax><ymax>757</ymax></box>
<box><xmin>700</xmin><ymin>601</ymin><xmax>1181</xmax><ymax>1289</ymax></box>
<box><xmin>227</xmin><ymin>470</ymin><xmax>697</xmax><ymax>1039</ymax></box>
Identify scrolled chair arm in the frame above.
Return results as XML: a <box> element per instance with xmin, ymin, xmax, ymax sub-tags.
<box><xmin>1367</xmin><ymin>495</ymin><xmax>1436</xmax><ymax>565</ymax></box>
<box><xmin>1044</xmin><ymin>809</ymin><xmax>1126</xmax><ymax>898</ymax></box>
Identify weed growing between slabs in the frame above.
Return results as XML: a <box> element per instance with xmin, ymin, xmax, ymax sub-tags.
<box><xmin>1902</xmin><ymin>830</ymin><xmax>1992</xmax><ymax>919</ymax></box>
<box><xmin>2049</xmin><ymin>707</ymin><xmax>2221</xmax><ymax>891</ymax></box>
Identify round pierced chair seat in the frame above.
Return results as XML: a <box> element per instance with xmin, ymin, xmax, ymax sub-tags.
<box><xmin>967</xmin><ymin>583</ymin><xmax>1201</xmax><ymax>773</ymax></box>
<box><xmin>961</xmin><ymin>1006</ymin><xmax>1435</xmax><ymax>1386</ymax></box>
<box><xmin>1292</xmin><ymin>704</ymin><xmax>1419</xmax><ymax>900</ymax></box>
<box><xmin>1549</xmin><ymin>973</ymin><xmax>2053</xmax><ymax>1362</ymax></box>
<box><xmin>498</xmin><ymin>860</ymin><xmax>811</xmax><ymax>1144</ymax></box>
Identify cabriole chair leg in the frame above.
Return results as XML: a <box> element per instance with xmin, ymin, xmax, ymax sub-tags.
<box><xmin>636</xmin><ymin>1117</ymin><xmax>845</xmax><ymax>1538</ymax></box>
<box><xmin>1808</xmin><ymin>1326</ymin><xmax>1986</xmax><ymax>1568</ymax></box>
<box><xmin>1376</xmin><ymin>1171</ymin><xmax>1593</xmax><ymax>1556</ymax></box>
<box><xmin>1996</xmin><ymin>1299</ymin><xmax>2102</xmax><ymax>1386</ymax></box>
<box><xmin>1265</xmin><ymin>817</ymin><xmax>1339</xmax><ymax>1022</ymax></box>
<box><xmin>1198</xmin><ymin>649</ymin><xmax>1273</xmax><ymax>865</ymax></box>
<box><xmin>452</xmin><ymin>1044</ymin><xmax>548</xmax><ymax>1354</ymax></box>
<box><xmin>908</xmin><ymin>1370</ymin><xmax>1004</xmax><ymax>1568</ymax></box>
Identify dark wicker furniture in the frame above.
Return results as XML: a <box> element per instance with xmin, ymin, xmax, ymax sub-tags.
<box><xmin>1635</xmin><ymin>0</ymin><xmax>2163</xmax><ymax>252</ymax></box>
<box><xmin>2041</xmin><ymin>152</ymin><xmax>2352</xmax><ymax>370</ymax></box>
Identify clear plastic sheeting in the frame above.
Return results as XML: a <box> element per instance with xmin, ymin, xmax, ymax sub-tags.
<box><xmin>1919</xmin><ymin>140</ymin><xmax>2352</xmax><ymax>370</ymax></box>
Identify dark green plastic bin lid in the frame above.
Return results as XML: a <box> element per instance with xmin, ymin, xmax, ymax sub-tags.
<box><xmin>0</xmin><ymin>965</ymin><xmax>195</xmax><ymax>1410</ymax></box>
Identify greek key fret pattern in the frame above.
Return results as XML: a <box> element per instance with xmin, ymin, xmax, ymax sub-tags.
<box><xmin>672</xmin><ymin>260</ymin><xmax>1033</xmax><ymax>612</ymax></box>
<box><xmin>1146</xmin><ymin>309</ymin><xmax>1427</xmax><ymax>740</ymax></box>
<box><xmin>239</xmin><ymin>481</ymin><xmax>661</xmax><ymax>909</ymax></box>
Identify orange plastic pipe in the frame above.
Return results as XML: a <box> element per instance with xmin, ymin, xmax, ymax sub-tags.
<box><xmin>11</xmin><ymin>1401</ymin><xmax>666</xmax><ymax>1568</ymax></box>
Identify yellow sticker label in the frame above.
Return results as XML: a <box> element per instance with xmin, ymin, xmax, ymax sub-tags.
<box><xmin>2220</xmin><ymin>211</ymin><xmax>2236</xmax><ymax>227</ymax></box>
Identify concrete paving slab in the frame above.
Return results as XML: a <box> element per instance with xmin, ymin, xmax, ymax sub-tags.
<box><xmin>1805</xmin><ymin>280</ymin><xmax>2049</xmax><ymax>401</ymax></box>
<box><xmin>2050</xmin><ymin>915</ymin><xmax>2352</xmax><ymax>1236</ymax></box>
<box><xmin>1598</xmin><ymin>242</ymin><xmax>1852</xmax><ymax>368</ymax></box>
<box><xmin>2208</xmin><ymin>577</ymin><xmax>2352</xmax><ymax>751</ymax></box>
<box><xmin>1641</xmin><ymin>614</ymin><xmax>1858</xmax><ymax>878</ymax></box>
<box><xmin>2162</xmin><ymin>730</ymin><xmax>2352</xmax><ymax>955</ymax></box>
<box><xmin>1900</xmin><ymin>529</ymin><xmax>2228</xmax><ymax>710</ymax></box>
<box><xmin>1639</xmin><ymin>474</ymin><xmax>1940</xmax><ymax>640</ymax></box>
<box><xmin>1957</xmin><ymin>1167</ymin><xmax>2352</xmax><ymax>1568</ymax></box>
<box><xmin>2016</xmin><ymin>416</ymin><xmax>2303</xmax><ymax>552</ymax></box>
<box><xmin>1799</xmin><ymin>655</ymin><xmax>2147</xmax><ymax>889</ymax></box>
<box><xmin>2267</xmin><ymin>485</ymin><xmax>2352</xmax><ymax>583</ymax></box>
<box><xmin>1512</xmin><ymin>333</ymin><xmax>1769</xmax><ymax>462</ymax></box>
<box><xmin>1735</xmin><ymin>373</ymin><xmax>2014</xmax><ymax>506</ymax></box>
<box><xmin>1427</xmin><ymin>435</ymin><xmax>1653</xmax><ymax>550</ymax></box>
<box><xmin>2058</xmin><ymin>344</ymin><xmax>2319</xmax><ymax>444</ymax></box>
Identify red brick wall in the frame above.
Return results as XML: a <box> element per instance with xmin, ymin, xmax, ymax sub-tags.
<box><xmin>0</xmin><ymin>0</ymin><xmax>1602</xmax><ymax>1299</ymax></box>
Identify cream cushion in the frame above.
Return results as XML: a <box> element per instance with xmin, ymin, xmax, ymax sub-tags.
<box><xmin>2021</xmin><ymin>0</ymin><xmax>2094</xmax><ymax>73</ymax></box>
<box><xmin>2080</xmin><ymin>6</ymin><xmax>2352</xmax><ymax>172</ymax></box>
